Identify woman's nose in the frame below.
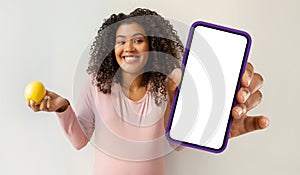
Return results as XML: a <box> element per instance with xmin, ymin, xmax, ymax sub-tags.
<box><xmin>124</xmin><ymin>40</ymin><xmax>135</xmax><ymax>52</ymax></box>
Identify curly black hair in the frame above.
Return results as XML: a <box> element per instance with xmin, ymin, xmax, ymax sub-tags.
<box><xmin>87</xmin><ymin>8</ymin><xmax>184</xmax><ymax>105</ymax></box>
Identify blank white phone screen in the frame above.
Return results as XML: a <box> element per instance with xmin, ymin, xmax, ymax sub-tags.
<box><xmin>169</xmin><ymin>25</ymin><xmax>248</xmax><ymax>150</ymax></box>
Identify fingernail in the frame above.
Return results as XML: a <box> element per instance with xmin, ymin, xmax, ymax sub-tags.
<box><xmin>264</xmin><ymin>118</ymin><xmax>269</xmax><ymax>127</ymax></box>
<box><xmin>247</xmin><ymin>75</ymin><xmax>251</xmax><ymax>86</ymax></box>
<box><xmin>173</xmin><ymin>70</ymin><xmax>179</xmax><ymax>77</ymax></box>
<box><xmin>30</xmin><ymin>100</ymin><xmax>34</xmax><ymax>105</ymax></box>
<box><xmin>241</xmin><ymin>91</ymin><xmax>248</xmax><ymax>102</ymax></box>
<box><xmin>235</xmin><ymin>107</ymin><xmax>243</xmax><ymax>116</ymax></box>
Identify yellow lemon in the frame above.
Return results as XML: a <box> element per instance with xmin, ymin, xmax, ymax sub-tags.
<box><xmin>24</xmin><ymin>81</ymin><xmax>46</xmax><ymax>104</ymax></box>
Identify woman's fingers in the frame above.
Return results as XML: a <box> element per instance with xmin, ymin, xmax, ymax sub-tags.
<box><xmin>230</xmin><ymin>62</ymin><xmax>269</xmax><ymax>138</ymax></box>
<box><xmin>248</xmin><ymin>73</ymin><xmax>264</xmax><ymax>94</ymax></box>
<box><xmin>230</xmin><ymin>115</ymin><xmax>269</xmax><ymax>138</ymax></box>
<box><xmin>29</xmin><ymin>100</ymin><xmax>40</xmax><ymax>112</ymax></box>
<box><xmin>244</xmin><ymin>90</ymin><xmax>263</xmax><ymax>111</ymax></box>
<box><xmin>47</xmin><ymin>96</ymin><xmax>52</xmax><ymax>110</ymax></box>
<box><xmin>233</xmin><ymin>70</ymin><xmax>264</xmax><ymax>120</ymax></box>
<box><xmin>27</xmin><ymin>89</ymin><xmax>69</xmax><ymax>113</ymax></box>
<box><xmin>237</xmin><ymin>73</ymin><xmax>264</xmax><ymax>104</ymax></box>
<box><xmin>241</xmin><ymin>62</ymin><xmax>254</xmax><ymax>87</ymax></box>
<box><xmin>236</xmin><ymin>87</ymin><xmax>251</xmax><ymax>103</ymax></box>
<box><xmin>244</xmin><ymin>115</ymin><xmax>270</xmax><ymax>133</ymax></box>
<box><xmin>39</xmin><ymin>96</ymin><xmax>51</xmax><ymax>111</ymax></box>
<box><xmin>232</xmin><ymin>103</ymin><xmax>247</xmax><ymax>119</ymax></box>
<box><xmin>27</xmin><ymin>90</ymin><xmax>60</xmax><ymax>112</ymax></box>
<box><xmin>237</xmin><ymin>63</ymin><xmax>255</xmax><ymax>104</ymax></box>
<box><xmin>232</xmin><ymin>90</ymin><xmax>263</xmax><ymax>119</ymax></box>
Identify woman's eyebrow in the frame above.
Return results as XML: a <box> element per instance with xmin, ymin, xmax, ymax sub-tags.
<box><xmin>116</xmin><ymin>35</ymin><xmax>126</xmax><ymax>38</ymax></box>
<box><xmin>131</xmin><ymin>33</ymin><xmax>146</xmax><ymax>37</ymax></box>
<box><xmin>116</xmin><ymin>33</ymin><xmax>146</xmax><ymax>39</ymax></box>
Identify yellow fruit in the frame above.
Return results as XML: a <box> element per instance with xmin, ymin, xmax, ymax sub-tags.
<box><xmin>24</xmin><ymin>81</ymin><xmax>46</xmax><ymax>104</ymax></box>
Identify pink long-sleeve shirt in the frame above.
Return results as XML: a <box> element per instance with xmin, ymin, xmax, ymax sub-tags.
<box><xmin>56</xmin><ymin>80</ymin><xmax>172</xmax><ymax>175</ymax></box>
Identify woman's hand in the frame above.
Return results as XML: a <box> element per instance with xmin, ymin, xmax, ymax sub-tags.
<box><xmin>27</xmin><ymin>90</ymin><xmax>69</xmax><ymax>113</ymax></box>
<box><xmin>165</xmin><ymin>68</ymin><xmax>182</xmax><ymax>97</ymax></box>
<box><xmin>164</xmin><ymin>68</ymin><xmax>182</xmax><ymax>127</ymax></box>
<box><xmin>230</xmin><ymin>62</ymin><xmax>269</xmax><ymax>138</ymax></box>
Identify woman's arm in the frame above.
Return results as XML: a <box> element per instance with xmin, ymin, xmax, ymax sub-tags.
<box><xmin>56</xmin><ymin>105</ymin><xmax>90</xmax><ymax>150</ymax></box>
<box><xmin>164</xmin><ymin>68</ymin><xmax>182</xmax><ymax>129</ymax></box>
<box><xmin>28</xmin><ymin>80</ymin><xmax>96</xmax><ymax>150</ymax></box>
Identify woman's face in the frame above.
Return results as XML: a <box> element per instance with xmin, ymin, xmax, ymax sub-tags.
<box><xmin>114</xmin><ymin>22</ymin><xmax>149</xmax><ymax>75</ymax></box>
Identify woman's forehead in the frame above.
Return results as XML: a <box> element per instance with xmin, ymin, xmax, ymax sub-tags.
<box><xmin>115</xmin><ymin>22</ymin><xmax>147</xmax><ymax>37</ymax></box>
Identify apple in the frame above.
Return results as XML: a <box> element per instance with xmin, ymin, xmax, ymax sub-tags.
<box><xmin>24</xmin><ymin>81</ymin><xmax>46</xmax><ymax>104</ymax></box>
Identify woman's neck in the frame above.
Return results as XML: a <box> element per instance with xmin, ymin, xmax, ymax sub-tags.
<box><xmin>121</xmin><ymin>71</ymin><xmax>145</xmax><ymax>91</ymax></box>
<box><xmin>121</xmin><ymin>71</ymin><xmax>147</xmax><ymax>100</ymax></box>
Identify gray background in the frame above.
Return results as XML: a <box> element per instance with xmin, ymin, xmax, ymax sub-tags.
<box><xmin>0</xmin><ymin>0</ymin><xmax>298</xmax><ymax>174</ymax></box>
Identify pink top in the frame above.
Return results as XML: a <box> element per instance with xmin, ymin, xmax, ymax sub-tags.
<box><xmin>56</xmin><ymin>80</ymin><xmax>172</xmax><ymax>175</ymax></box>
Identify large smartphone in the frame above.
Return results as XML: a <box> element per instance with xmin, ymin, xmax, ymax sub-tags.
<box><xmin>166</xmin><ymin>21</ymin><xmax>251</xmax><ymax>153</ymax></box>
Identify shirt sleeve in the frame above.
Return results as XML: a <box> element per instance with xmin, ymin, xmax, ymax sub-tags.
<box><xmin>56</xmin><ymin>79</ymin><xmax>95</xmax><ymax>150</ymax></box>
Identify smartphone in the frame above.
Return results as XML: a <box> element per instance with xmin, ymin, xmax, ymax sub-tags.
<box><xmin>166</xmin><ymin>21</ymin><xmax>251</xmax><ymax>153</ymax></box>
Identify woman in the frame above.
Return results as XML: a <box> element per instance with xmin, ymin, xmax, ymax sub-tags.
<box><xmin>28</xmin><ymin>8</ymin><xmax>269</xmax><ymax>175</ymax></box>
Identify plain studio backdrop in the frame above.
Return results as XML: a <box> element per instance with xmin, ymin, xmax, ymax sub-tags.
<box><xmin>0</xmin><ymin>0</ymin><xmax>298</xmax><ymax>174</ymax></box>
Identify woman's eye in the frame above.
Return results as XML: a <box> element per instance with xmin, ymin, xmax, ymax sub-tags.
<box><xmin>116</xmin><ymin>41</ymin><xmax>125</xmax><ymax>45</ymax></box>
<box><xmin>134</xmin><ymin>39</ymin><xmax>143</xmax><ymax>44</ymax></box>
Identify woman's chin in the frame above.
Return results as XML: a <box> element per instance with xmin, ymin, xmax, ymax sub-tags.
<box><xmin>119</xmin><ymin>64</ymin><xmax>145</xmax><ymax>75</ymax></box>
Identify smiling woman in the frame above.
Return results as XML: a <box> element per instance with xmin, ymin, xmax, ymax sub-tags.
<box><xmin>33</xmin><ymin>8</ymin><xmax>184</xmax><ymax>175</ymax></box>
<box><xmin>26</xmin><ymin>7</ymin><xmax>268</xmax><ymax>175</ymax></box>
<box><xmin>114</xmin><ymin>23</ymin><xmax>150</xmax><ymax>76</ymax></box>
<box><xmin>87</xmin><ymin>8</ymin><xmax>183</xmax><ymax>106</ymax></box>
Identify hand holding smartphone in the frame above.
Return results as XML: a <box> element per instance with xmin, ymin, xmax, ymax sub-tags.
<box><xmin>166</xmin><ymin>21</ymin><xmax>251</xmax><ymax>153</ymax></box>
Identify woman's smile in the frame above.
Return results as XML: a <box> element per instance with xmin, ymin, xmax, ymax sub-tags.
<box><xmin>123</xmin><ymin>54</ymin><xmax>141</xmax><ymax>63</ymax></box>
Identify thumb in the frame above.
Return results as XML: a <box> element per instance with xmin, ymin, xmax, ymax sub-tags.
<box><xmin>166</xmin><ymin>68</ymin><xmax>182</xmax><ymax>92</ymax></box>
<box><xmin>45</xmin><ymin>90</ymin><xmax>68</xmax><ymax>112</ymax></box>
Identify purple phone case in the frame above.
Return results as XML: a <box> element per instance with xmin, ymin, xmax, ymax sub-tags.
<box><xmin>165</xmin><ymin>21</ymin><xmax>252</xmax><ymax>153</ymax></box>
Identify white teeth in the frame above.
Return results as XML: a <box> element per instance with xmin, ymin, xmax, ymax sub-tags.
<box><xmin>124</xmin><ymin>56</ymin><xmax>138</xmax><ymax>63</ymax></box>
